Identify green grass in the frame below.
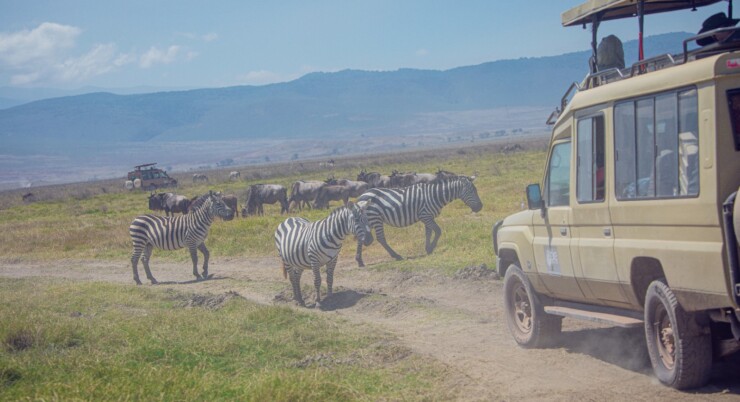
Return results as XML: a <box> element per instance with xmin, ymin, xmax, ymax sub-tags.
<box><xmin>0</xmin><ymin>278</ymin><xmax>445</xmax><ymax>401</ymax></box>
<box><xmin>0</xmin><ymin>143</ymin><xmax>547</xmax><ymax>274</ymax></box>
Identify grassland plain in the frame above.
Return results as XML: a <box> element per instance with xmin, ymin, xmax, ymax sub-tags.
<box><xmin>3</xmin><ymin>138</ymin><xmax>740</xmax><ymax>400</ymax></box>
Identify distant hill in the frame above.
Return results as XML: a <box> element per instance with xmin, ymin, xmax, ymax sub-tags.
<box><xmin>0</xmin><ymin>32</ymin><xmax>693</xmax><ymax>154</ymax></box>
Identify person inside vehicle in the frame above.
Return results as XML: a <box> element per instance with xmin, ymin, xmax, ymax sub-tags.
<box><xmin>697</xmin><ymin>12</ymin><xmax>739</xmax><ymax>46</ymax></box>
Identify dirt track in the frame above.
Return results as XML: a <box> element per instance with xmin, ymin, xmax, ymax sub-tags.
<box><xmin>2</xmin><ymin>257</ymin><xmax>739</xmax><ymax>401</ymax></box>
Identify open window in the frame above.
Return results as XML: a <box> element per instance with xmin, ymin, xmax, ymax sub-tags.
<box><xmin>577</xmin><ymin>115</ymin><xmax>605</xmax><ymax>203</ymax></box>
<box><xmin>546</xmin><ymin>141</ymin><xmax>572</xmax><ymax>207</ymax></box>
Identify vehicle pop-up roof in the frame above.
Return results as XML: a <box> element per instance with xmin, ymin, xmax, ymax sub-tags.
<box><xmin>563</xmin><ymin>0</ymin><xmax>730</xmax><ymax>74</ymax></box>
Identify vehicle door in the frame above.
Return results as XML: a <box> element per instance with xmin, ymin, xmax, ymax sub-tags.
<box><xmin>532</xmin><ymin>137</ymin><xmax>587</xmax><ymax>300</ymax></box>
<box><xmin>571</xmin><ymin>111</ymin><xmax>627</xmax><ymax>304</ymax></box>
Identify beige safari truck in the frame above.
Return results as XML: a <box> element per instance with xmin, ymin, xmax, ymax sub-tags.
<box><xmin>493</xmin><ymin>0</ymin><xmax>740</xmax><ymax>389</ymax></box>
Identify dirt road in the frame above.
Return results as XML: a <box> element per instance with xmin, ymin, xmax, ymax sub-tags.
<box><xmin>2</xmin><ymin>257</ymin><xmax>739</xmax><ymax>401</ymax></box>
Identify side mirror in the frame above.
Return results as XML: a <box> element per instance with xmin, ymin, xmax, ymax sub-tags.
<box><xmin>526</xmin><ymin>183</ymin><xmax>544</xmax><ymax>210</ymax></box>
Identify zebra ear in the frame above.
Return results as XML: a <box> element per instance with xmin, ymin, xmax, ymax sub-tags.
<box><xmin>469</xmin><ymin>175</ymin><xmax>477</xmax><ymax>181</ymax></box>
<box><xmin>356</xmin><ymin>200</ymin><xmax>368</xmax><ymax>210</ymax></box>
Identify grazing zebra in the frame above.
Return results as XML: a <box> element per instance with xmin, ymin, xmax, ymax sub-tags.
<box><xmin>129</xmin><ymin>191</ymin><xmax>235</xmax><ymax>285</ymax></box>
<box><xmin>355</xmin><ymin>176</ymin><xmax>483</xmax><ymax>267</ymax></box>
<box><xmin>274</xmin><ymin>201</ymin><xmax>373</xmax><ymax>307</ymax></box>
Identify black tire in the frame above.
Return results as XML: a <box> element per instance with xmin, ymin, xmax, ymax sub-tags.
<box><xmin>644</xmin><ymin>279</ymin><xmax>712</xmax><ymax>389</ymax></box>
<box><xmin>503</xmin><ymin>264</ymin><xmax>562</xmax><ymax>348</ymax></box>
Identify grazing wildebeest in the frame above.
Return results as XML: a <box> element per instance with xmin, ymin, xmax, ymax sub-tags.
<box><xmin>192</xmin><ymin>173</ymin><xmax>208</xmax><ymax>183</ymax></box>
<box><xmin>229</xmin><ymin>171</ymin><xmax>241</xmax><ymax>181</ymax></box>
<box><xmin>313</xmin><ymin>185</ymin><xmax>351</xmax><ymax>209</ymax></box>
<box><xmin>21</xmin><ymin>192</ymin><xmax>36</xmax><ymax>203</ymax></box>
<box><xmin>434</xmin><ymin>169</ymin><xmax>459</xmax><ymax>182</ymax></box>
<box><xmin>275</xmin><ymin>201</ymin><xmax>373</xmax><ymax>307</ymax></box>
<box><xmin>357</xmin><ymin>170</ymin><xmax>391</xmax><ymax>189</ymax></box>
<box><xmin>222</xmin><ymin>194</ymin><xmax>239</xmax><ymax>218</ymax></box>
<box><xmin>355</xmin><ymin>176</ymin><xmax>482</xmax><ymax>267</ymax></box>
<box><xmin>288</xmin><ymin>180</ymin><xmax>326</xmax><ymax>211</ymax></box>
<box><xmin>149</xmin><ymin>192</ymin><xmax>191</xmax><ymax>216</ymax></box>
<box><xmin>129</xmin><ymin>191</ymin><xmax>234</xmax><ymax>284</ymax></box>
<box><xmin>325</xmin><ymin>177</ymin><xmax>369</xmax><ymax>198</ymax></box>
<box><xmin>389</xmin><ymin>170</ymin><xmax>416</xmax><ymax>187</ymax></box>
<box><xmin>244</xmin><ymin>184</ymin><xmax>289</xmax><ymax>216</ymax></box>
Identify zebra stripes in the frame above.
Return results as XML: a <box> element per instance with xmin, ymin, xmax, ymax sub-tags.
<box><xmin>274</xmin><ymin>201</ymin><xmax>372</xmax><ymax>307</ymax></box>
<box><xmin>129</xmin><ymin>191</ymin><xmax>234</xmax><ymax>284</ymax></box>
<box><xmin>355</xmin><ymin>176</ymin><xmax>482</xmax><ymax>266</ymax></box>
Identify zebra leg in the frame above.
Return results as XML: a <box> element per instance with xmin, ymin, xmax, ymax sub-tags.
<box><xmin>423</xmin><ymin>218</ymin><xmax>442</xmax><ymax>254</ymax></box>
<box><xmin>141</xmin><ymin>243</ymin><xmax>158</xmax><ymax>284</ymax></box>
<box><xmin>312</xmin><ymin>263</ymin><xmax>323</xmax><ymax>307</ymax></box>
<box><xmin>131</xmin><ymin>248</ymin><xmax>143</xmax><ymax>285</ymax></box>
<box><xmin>326</xmin><ymin>257</ymin><xmax>338</xmax><ymax>298</ymax></box>
<box><xmin>288</xmin><ymin>267</ymin><xmax>305</xmax><ymax>307</ymax></box>
<box><xmin>198</xmin><ymin>243</ymin><xmax>210</xmax><ymax>279</ymax></box>
<box><xmin>355</xmin><ymin>239</ymin><xmax>365</xmax><ymax>267</ymax></box>
<box><xmin>375</xmin><ymin>224</ymin><xmax>403</xmax><ymax>261</ymax></box>
<box><xmin>189</xmin><ymin>246</ymin><xmax>203</xmax><ymax>280</ymax></box>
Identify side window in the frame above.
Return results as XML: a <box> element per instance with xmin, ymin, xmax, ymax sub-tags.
<box><xmin>546</xmin><ymin>141</ymin><xmax>571</xmax><ymax>207</ymax></box>
<box><xmin>615</xmin><ymin>88</ymin><xmax>698</xmax><ymax>199</ymax></box>
<box><xmin>577</xmin><ymin>115</ymin><xmax>605</xmax><ymax>203</ymax></box>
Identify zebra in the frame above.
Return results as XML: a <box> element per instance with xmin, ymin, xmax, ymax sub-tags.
<box><xmin>354</xmin><ymin>176</ymin><xmax>483</xmax><ymax>267</ymax></box>
<box><xmin>129</xmin><ymin>191</ymin><xmax>235</xmax><ymax>285</ymax></box>
<box><xmin>274</xmin><ymin>201</ymin><xmax>373</xmax><ymax>307</ymax></box>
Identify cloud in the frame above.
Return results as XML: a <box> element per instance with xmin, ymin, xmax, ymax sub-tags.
<box><xmin>202</xmin><ymin>32</ymin><xmax>218</xmax><ymax>42</ymax></box>
<box><xmin>139</xmin><ymin>45</ymin><xmax>182</xmax><ymax>68</ymax></box>
<box><xmin>0</xmin><ymin>22</ymin><xmax>194</xmax><ymax>86</ymax></box>
<box><xmin>415</xmin><ymin>48</ymin><xmax>430</xmax><ymax>57</ymax></box>
<box><xmin>0</xmin><ymin>22</ymin><xmax>80</xmax><ymax>68</ymax></box>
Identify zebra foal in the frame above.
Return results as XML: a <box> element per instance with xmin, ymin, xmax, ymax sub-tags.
<box><xmin>355</xmin><ymin>176</ymin><xmax>483</xmax><ymax>267</ymax></box>
<box><xmin>129</xmin><ymin>191</ymin><xmax>235</xmax><ymax>285</ymax></box>
<box><xmin>274</xmin><ymin>201</ymin><xmax>373</xmax><ymax>307</ymax></box>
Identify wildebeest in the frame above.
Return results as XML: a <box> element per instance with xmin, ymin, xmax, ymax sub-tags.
<box><xmin>22</xmin><ymin>192</ymin><xmax>36</xmax><ymax>203</ymax></box>
<box><xmin>229</xmin><ymin>171</ymin><xmax>241</xmax><ymax>181</ymax></box>
<box><xmin>149</xmin><ymin>192</ymin><xmax>191</xmax><ymax>216</ymax></box>
<box><xmin>244</xmin><ymin>184</ymin><xmax>289</xmax><ymax>216</ymax></box>
<box><xmin>389</xmin><ymin>170</ymin><xmax>416</xmax><ymax>187</ymax></box>
<box><xmin>192</xmin><ymin>173</ymin><xmax>208</xmax><ymax>183</ymax></box>
<box><xmin>313</xmin><ymin>185</ymin><xmax>351</xmax><ymax>209</ymax></box>
<box><xmin>222</xmin><ymin>194</ymin><xmax>239</xmax><ymax>218</ymax></box>
<box><xmin>325</xmin><ymin>177</ymin><xmax>369</xmax><ymax>198</ymax></box>
<box><xmin>288</xmin><ymin>180</ymin><xmax>326</xmax><ymax>211</ymax></box>
<box><xmin>357</xmin><ymin>170</ymin><xmax>390</xmax><ymax>189</ymax></box>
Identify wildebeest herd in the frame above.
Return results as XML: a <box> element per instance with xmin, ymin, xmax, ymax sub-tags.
<box><xmin>130</xmin><ymin>168</ymin><xmax>482</xmax><ymax>307</ymax></box>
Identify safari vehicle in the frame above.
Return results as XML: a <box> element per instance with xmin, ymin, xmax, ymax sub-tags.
<box><xmin>126</xmin><ymin>163</ymin><xmax>177</xmax><ymax>191</ymax></box>
<box><xmin>492</xmin><ymin>0</ymin><xmax>740</xmax><ymax>389</ymax></box>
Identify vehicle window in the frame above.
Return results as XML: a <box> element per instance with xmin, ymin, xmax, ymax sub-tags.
<box><xmin>577</xmin><ymin>115</ymin><xmax>605</xmax><ymax>203</ymax></box>
<box><xmin>546</xmin><ymin>141</ymin><xmax>571</xmax><ymax>207</ymax></box>
<box><xmin>728</xmin><ymin>89</ymin><xmax>740</xmax><ymax>151</ymax></box>
<box><xmin>615</xmin><ymin>88</ymin><xmax>698</xmax><ymax>199</ymax></box>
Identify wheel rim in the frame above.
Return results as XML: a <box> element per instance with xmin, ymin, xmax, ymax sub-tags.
<box><xmin>654</xmin><ymin>304</ymin><xmax>676</xmax><ymax>369</ymax></box>
<box><xmin>510</xmin><ymin>280</ymin><xmax>533</xmax><ymax>334</ymax></box>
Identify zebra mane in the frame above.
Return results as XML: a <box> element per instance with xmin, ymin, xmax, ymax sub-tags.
<box><xmin>189</xmin><ymin>192</ymin><xmax>212</xmax><ymax>211</ymax></box>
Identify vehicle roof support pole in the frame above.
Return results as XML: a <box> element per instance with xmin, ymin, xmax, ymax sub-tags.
<box><xmin>591</xmin><ymin>15</ymin><xmax>601</xmax><ymax>73</ymax></box>
<box><xmin>638</xmin><ymin>0</ymin><xmax>645</xmax><ymax>62</ymax></box>
<box><xmin>730</xmin><ymin>0</ymin><xmax>734</xmax><ymax>19</ymax></box>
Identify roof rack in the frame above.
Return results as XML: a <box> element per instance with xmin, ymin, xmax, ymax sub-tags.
<box><xmin>134</xmin><ymin>163</ymin><xmax>158</xmax><ymax>170</ymax></box>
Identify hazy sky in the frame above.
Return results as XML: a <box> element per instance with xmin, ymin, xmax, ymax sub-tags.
<box><xmin>0</xmin><ymin>0</ymin><xmax>730</xmax><ymax>89</ymax></box>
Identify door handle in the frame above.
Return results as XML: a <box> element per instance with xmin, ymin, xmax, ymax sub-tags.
<box><xmin>603</xmin><ymin>227</ymin><xmax>612</xmax><ymax>237</ymax></box>
<box><xmin>560</xmin><ymin>227</ymin><xmax>567</xmax><ymax>236</ymax></box>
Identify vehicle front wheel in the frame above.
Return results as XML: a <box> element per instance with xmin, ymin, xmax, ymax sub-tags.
<box><xmin>644</xmin><ymin>279</ymin><xmax>712</xmax><ymax>389</ymax></box>
<box><xmin>503</xmin><ymin>264</ymin><xmax>561</xmax><ymax>348</ymax></box>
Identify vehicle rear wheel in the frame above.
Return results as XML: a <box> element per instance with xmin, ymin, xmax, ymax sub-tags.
<box><xmin>644</xmin><ymin>279</ymin><xmax>712</xmax><ymax>389</ymax></box>
<box><xmin>503</xmin><ymin>264</ymin><xmax>561</xmax><ymax>348</ymax></box>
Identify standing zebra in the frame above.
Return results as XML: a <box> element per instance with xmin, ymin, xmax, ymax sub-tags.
<box><xmin>129</xmin><ymin>191</ymin><xmax>235</xmax><ymax>285</ymax></box>
<box><xmin>355</xmin><ymin>176</ymin><xmax>482</xmax><ymax>267</ymax></box>
<box><xmin>274</xmin><ymin>201</ymin><xmax>373</xmax><ymax>307</ymax></box>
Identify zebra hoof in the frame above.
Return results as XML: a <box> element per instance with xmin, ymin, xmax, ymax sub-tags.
<box><xmin>134</xmin><ymin>279</ymin><xmax>142</xmax><ymax>285</ymax></box>
<box><xmin>393</xmin><ymin>255</ymin><xmax>404</xmax><ymax>261</ymax></box>
<box><xmin>149</xmin><ymin>279</ymin><xmax>158</xmax><ymax>285</ymax></box>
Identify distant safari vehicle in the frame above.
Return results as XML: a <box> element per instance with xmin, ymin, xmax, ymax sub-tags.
<box><xmin>493</xmin><ymin>0</ymin><xmax>740</xmax><ymax>390</ymax></box>
<box><xmin>125</xmin><ymin>163</ymin><xmax>177</xmax><ymax>191</ymax></box>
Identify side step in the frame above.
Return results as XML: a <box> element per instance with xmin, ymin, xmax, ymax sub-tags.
<box><xmin>544</xmin><ymin>305</ymin><xmax>644</xmax><ymax>328</ymax></box>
